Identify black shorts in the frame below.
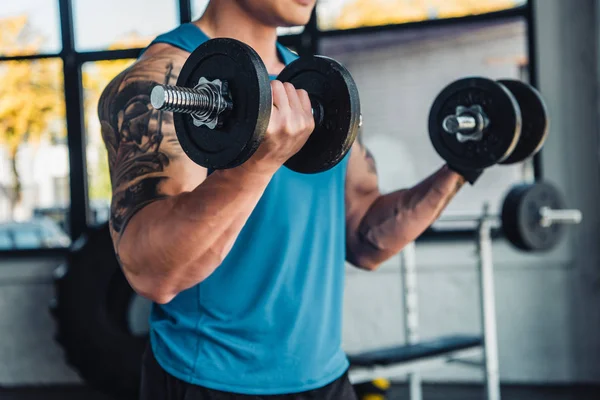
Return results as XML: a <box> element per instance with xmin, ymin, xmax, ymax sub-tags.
<box><xmin>139</xmin><ymin>344</ymin><xmax>358</xmax><ymax>400</ymax></box>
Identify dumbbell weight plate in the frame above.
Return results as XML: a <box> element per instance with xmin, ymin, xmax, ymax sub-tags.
<box><xmin>501</xmin><ymin>182</ymin><xmax>566</xmax><ymax>252</ymax></box>
<box><xmin>497</xmin><ymin>80</ymin><xmax>549</xmax><ymax>165</ymax></box>
<box><xmin>174</xmin><ymin>38</ymin><xmax>272</xmax><ymax>170</ymax></box>
<box><xmin>277</xmin><ymin>56</ymin><xmax>361</xmax><ymax>174</ymax></box>
<box><xmin>428</xmin><ymin>77</ymin><xmax>522</xmax><ymax>170</ymax></box>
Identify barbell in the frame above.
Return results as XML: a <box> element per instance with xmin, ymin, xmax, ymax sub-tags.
<box><xmin>501</xmin><ymin>181</ymin><xmax>581</xmax><ymax>252</ymax></box>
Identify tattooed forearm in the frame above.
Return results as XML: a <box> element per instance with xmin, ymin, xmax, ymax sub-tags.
<box><xmin>99</xmin><ymin>56</ymin><xmax>184</xmax><ymax>237</ymax></box>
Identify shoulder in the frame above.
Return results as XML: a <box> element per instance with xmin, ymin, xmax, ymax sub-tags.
<box><xmin>98</xmin><ymin>44</ymin><xmax>189</xmax><ymax>118</ymax></box>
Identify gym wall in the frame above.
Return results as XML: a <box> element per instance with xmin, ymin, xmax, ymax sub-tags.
<box><xmin>341</xmin><ymin>0</ymin><xmax>600</xmax><ymax>384</ymax></box>
<box><xmin>0</xmin><ymin>0</ymin><xmax>598</xmax><ymax>389</ymax></box>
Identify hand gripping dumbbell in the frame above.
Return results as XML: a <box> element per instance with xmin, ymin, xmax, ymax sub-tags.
<box><xmin>428</xmin><ymin>77</ymin><xmax>549</xmax><ymax>172</ymax></box>
<box><xmin>150</xmin><ymin>38</ymin><xmax>361</xmax><ymax>174</ymax></box>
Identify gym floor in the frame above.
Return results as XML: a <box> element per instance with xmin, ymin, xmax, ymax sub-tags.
<box><xmin>1</xmin><ymin>384</ymin><xmax>599</xmax><ymax>400</ymax></box>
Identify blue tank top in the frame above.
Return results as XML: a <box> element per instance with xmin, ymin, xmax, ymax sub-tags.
<box><xmin>147</xmin><ymin>24</ymin><xmax>350</xmax><ymax>395</ymax></box>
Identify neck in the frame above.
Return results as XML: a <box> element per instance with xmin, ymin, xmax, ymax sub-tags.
<box><xmin>194</xmin><ymin>1</ymin><xmax>284</xmax><ymax>75</ymax></box>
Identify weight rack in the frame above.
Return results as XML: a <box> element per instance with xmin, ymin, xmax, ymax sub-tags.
<box><xmin>347</xmin><ymin>203</ymin><xmax>502</xmax><ymax>400</ymax></box>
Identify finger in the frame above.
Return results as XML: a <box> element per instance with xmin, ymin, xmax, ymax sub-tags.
<box><xmin>283</xmin><ymin>82</ymin><xmax>302</xmax><ymax>112</ymax></box>
<box><xmin>271</xmin><ymin>80</ymin><xmax>289</xmax><ymax>111</ymax></box>
<box><xmin>296</xmin><ymin>89</ymin><xmax>312</xmax><ymax>114</ymax></box>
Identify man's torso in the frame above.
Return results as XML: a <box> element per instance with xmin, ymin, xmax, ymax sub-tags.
<box><xmin>145</xmin><ymin>23</ymin><xmax>351</xmax><ymax>395</ymax></box>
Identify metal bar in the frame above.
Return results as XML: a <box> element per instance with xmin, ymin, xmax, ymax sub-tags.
<box><xmin>476</xmin><ymin>204</ymin><xmax>501</xmax><ymax>400</ymax></box>
<box><xmin>59</xmin><ymin>0</ymin><xmax>88</xmax><ymax>240</ymax></box>
<box><xmin>437</xmin><ymin>207</ymin><xmax>581</xmax><ymax>228</ymax></box>
<box><xmin>76</xmin><ymin>48</ymin><xmax>142</xmax><ymax>62</ymax></box>
<box><xmin>348</xmin><ymin>347</ymin><xmax>484</xmax><ymax>385</ymax></box>
<box><xmin>151</xmin><ymin>83</ymin><xmax>338</xmax><ymax>131</ymax></box>
<box><xmin>179</xmin><ymin>0</ymin><xmax>193</xmax><ymax>24</ymax></box>
<box><xmin>447</xmin><ymin>357</ymin><xmax>484</xmax><ymax>368</ymax></box>
<box><xmin>298</xmin><ymin>7</ymin><xmax>319</xmax><ymax>56</ymax></box>
<box><xmin>539</xmin><ymin>207</ymin><xmax>582</xmax><ymax>227</ymax></box>
<box><xmin>0</xmin><ymin>248</ymin><xmax>69</xmax><ymax>258</ymax></box>
<box><xmin>443</xmin><ymin>115</ymin><xmax>477</xmax><ymax>133</ymax></box>
<box><xmin>525</xmin><ymin>0</ymin><xmax>538</xmax><ymax>92</ymax></box>
<box><xmin>400</xmin><ymin>243</ymin><xmax>423</xmax><ymax>400</ymax></box>
<box><xmin>317</xmin><ymin>7</ymin><xmax>527</xmax><ymax>37</ymax></box>
<box><xmin>0</xmin><ymin>53</ymin><xmax>62</xmax><ymax>62</ymax></box>
<box><xmin>436</xmin><ymin>214</ymin><xmax>502</xmax><ymax>226</ymax></box>
<box><xmin>525</xmin><ymin>0</ymin><xmax>543</xmax><ymax>181</ymax></box>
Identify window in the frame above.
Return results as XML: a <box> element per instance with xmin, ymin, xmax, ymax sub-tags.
<box><xmin>320</xmin><ymin>17</ymin><xmax>532</xmax><ymax>223</ymax></box>
<box><xmin>0</xmin><ymin>0</ymin><xmax>62</xmax><ymax>57</ymax></box>
<box><xmin>73</xmin><ymin>0</ymin><xmax>179</xmax><ymax>51</ymax></box>
<box><xmin>191</xmin><ymin>0</ymin><xmax>209</xmax><ymax>19</ymax></box>
<box><xmin>318</xmin><ymin>0</ymin><xmax>528</xmax><ymax>31</ymax></box>
<box><xmin>82</xmin><ymin>60</ymin><xmax>137</xmax><ymax>225</ymax></box>
<box><xmin>0</xmin><ymin>0</ymin><xmax>535</xmax><ymax>253</ymax></box>
<box><xmin>0</xmin><ymin>58</ymin><xmax>71</xmax><ymax>248</ymax></box>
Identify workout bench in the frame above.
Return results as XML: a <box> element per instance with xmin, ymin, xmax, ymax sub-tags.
<box><xmin>347</xmin><ymin>204</ymin><xmax>524</xmax><ymax>400</ymax></box>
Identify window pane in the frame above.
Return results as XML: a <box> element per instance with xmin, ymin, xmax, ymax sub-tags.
<box><xmin>73</xmin><ymin>0</ymin><xmax>179</xmax><ymax>51</ymax></box>
<box><xmin>320</xmin><ymin>18</ymin><xmax>532</xmax><ymax>225</ymax></box>
<box><xmin>191</xmin><ymin>0</ymin><xmax>305</xmax><ymax>36</ymax></box>
<box><xmin>0</xmin><ymin>0</ymin><xmax>61</xmax><ymax>56</ymax></box>
<box><xmin>82</xmin><ymin>60</ymin><xmax>136</xmax><ymax>225</ymax></box>
<box><xmin>318</xmin><ymin>0</ymin><xmax>527</xmax><ymax>31</ymax></box>
<box><xmin>0</xmin><ymin>59</ymin><xmax>71</xmax><ymax>249</ymax></box>
<box><xmin>192</xmin><ymin>0</ymin><xmax>209</xmax><ymax>19</ymax></box>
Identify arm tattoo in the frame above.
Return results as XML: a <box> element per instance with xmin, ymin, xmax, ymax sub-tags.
<box><xmin>99</xmin><ymin>60</ymin><xmax>182</xmax><ymax>236</ymax></box>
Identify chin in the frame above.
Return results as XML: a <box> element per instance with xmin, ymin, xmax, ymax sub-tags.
<box><xmin>276</xmin><ymin>0</ymin><xmax>315</xmax><ymax>25</ymax></box>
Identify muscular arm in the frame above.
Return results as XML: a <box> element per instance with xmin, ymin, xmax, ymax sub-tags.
<box><xmin>345</xmin><ymin>135</ymin><xmax>465</xmax><ymax>270</ymax></box>
<box><xmin>100</xmin><ymin>44</ymin><xmax>274</xmax><ymax>304</ymax></box>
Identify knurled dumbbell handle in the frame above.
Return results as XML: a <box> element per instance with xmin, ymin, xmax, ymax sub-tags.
<box><xmin>151</xmin><ymin>84</ymin><xmax>222</xmax><ymax>115</ymax></box>
<box><xmin>151</xmin><ymin>84</ymin><xmax>363</xmax><ymax>130</ymax></box>
<box><xmin>442</xmin><ymin>115</ymin><xmax>477</xmax><ymax>134</ymax></box>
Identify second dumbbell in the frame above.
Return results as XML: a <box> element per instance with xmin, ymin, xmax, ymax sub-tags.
<box><xmin>151</xmin><ymin>37</ymin><xmax>361</xmax><ymax>174</ymax></box>
<box><xmin>428</xmin><ymin>77</ymin><xmax>548</xmax><ymax>171</ymax></box>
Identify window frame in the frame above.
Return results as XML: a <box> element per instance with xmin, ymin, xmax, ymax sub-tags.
<box><xmin>0</xmin><ymin>0</ymin><xmax>538</xmax><ymax>256</ymax></box>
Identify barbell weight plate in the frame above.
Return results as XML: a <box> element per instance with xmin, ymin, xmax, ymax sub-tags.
<box><xmin>428</xmin><ymin>77</ymin><xmax>522</xmax><ymax>170</ymax></box>
<box><xmin>498</xmin><ymin>80</ymin><xmax>549</xmax><ymax>165</ymax></box>
<box><xmin>277</xmin><ymin>56</ymin><xmax>361</xmax><ymax>174</ymax></box>
<box><xmin>501</xmin><ymin>182</ymin><xmax>566</xmax><ymax>252</ymax></box>
<box><xmin>174</xmin><ymin>38</ymin><xmax>272</xmax><ymax>170</ymax></box>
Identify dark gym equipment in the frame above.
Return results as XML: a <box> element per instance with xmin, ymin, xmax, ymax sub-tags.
<box><xmin>50</xmin><ymin>223</ymin><xmax>145</xmax><ymax>400</ymax></box>
<box><xmin>428</xmin><ymin>77</ymin><xmax>522</xmax><ymax>170</ymax></box>
<box><xmin>501</xmin><ymin>182</ymin><xmax>581</xmax><ymax>251</ymax></box>
<box><xmin>151</xmin><ymin>37</ymin><xmax>361</xmax><ymax>173</ymax></box>
<box><xmin>497</xmin><ymin>79</ymin><xmax>549</xmax><ymax>165</ymax></box>
<box><xmin>277</xmin><ymin>56</ymin><xmax>361</xmax><ymax>174</ymax></box>
<box><xmin>166</xmin><ymin>38</ymin><xmax>270</xmax><ymax>171</ymax></box>
<box><xmin>348</xmin><ymin>335</ymin><xmax>483</xmax><ymax>366</ymax></box>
